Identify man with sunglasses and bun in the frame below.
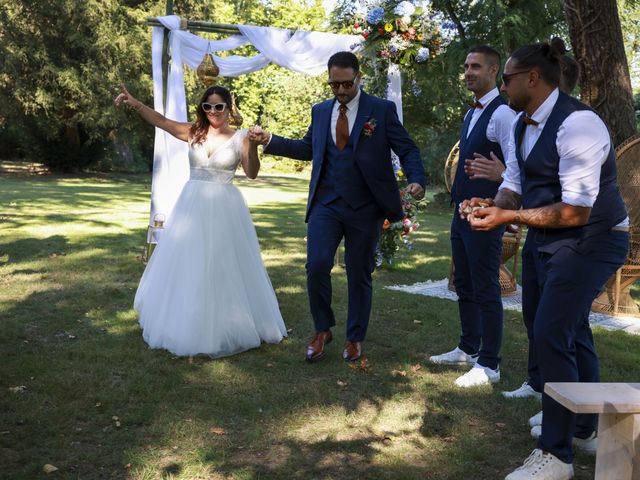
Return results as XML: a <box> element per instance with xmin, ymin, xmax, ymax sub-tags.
<box><xmin>461</xmin><ymin>38</ymin><xmax>629</xmax><ymax>479</ymax></box>
<box><xmin>250</xmin><ymin>51</ymin><xmax>425</xmax><ymax>363</ymax></box>
<box><xmin>428</xmin><ymin>45</ymin><xmax>515</xmax><ymax>389</ymax></box>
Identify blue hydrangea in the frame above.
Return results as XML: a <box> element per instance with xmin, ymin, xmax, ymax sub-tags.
<box><xmin>366</xmin><ymin>7</ymin><xmax>385</xmax><ymax>25</ymax></box>
<box><xmin>416</xmin><ymin>47</ymin><xmax>430</xmax><ymax>62</ymax></box>
<box><xmin>412</xmin><ymin>80</ymin><xmax>422</xmax><ymax>96</ymax></box>
<box><xmin>393</xmin><ymin>1</ymin><xmax>416</xmax><ymax>17</ymax></box>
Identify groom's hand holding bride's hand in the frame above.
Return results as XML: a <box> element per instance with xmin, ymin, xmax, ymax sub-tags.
<box><xmin>248</xmin><ymin>125</ymin><xmax>271</xmax><ymax>146</ymax></box>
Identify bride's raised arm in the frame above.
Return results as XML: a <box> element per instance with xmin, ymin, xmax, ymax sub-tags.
<box><xmin>114</xmin><ymin>84</ymin><xmax>191</xmax><ymax>142</ymax></box>
<box><xmin>240</xmin><ymin>126</ymin><xmax>265</xmax><ymax>180</ymax></box>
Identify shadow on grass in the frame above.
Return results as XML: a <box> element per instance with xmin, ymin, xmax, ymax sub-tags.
<box><xmin>0</xmin><ymin>172</ymin><xmax>628</xmax><ymax>479</ymax></box>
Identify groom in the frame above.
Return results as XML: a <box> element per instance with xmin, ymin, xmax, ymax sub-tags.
<box><xmin>251</xmin><ymin>51</ymin><xmax>426</xmax><ymax>362</ymax></box>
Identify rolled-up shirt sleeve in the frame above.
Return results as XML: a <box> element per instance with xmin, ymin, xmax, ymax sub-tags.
<box><xmin>557</xmin><ymin>111</ymin><xmax>610</xmax><ymax>207</ymax></box>
<box><xmin>499</xmin><ymin>115</ymin><xmax>522</xmax><ymax>195</ymax></box>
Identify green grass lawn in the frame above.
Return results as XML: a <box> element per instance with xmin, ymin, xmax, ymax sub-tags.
<box><xmin>1</xmin><ymin>163</ymin><xmax>640</xmax><ymax>479</ymax></box>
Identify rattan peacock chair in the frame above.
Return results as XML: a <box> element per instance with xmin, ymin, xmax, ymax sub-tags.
<box><xmin>592</xmin><ymin>134</ymin><xmax>640</xmax><ymax>317</ymax></box>
<box><xmin>444</xmin><ymin>141</ymin><xmax>522</xmax><ymax>296</ymax></box>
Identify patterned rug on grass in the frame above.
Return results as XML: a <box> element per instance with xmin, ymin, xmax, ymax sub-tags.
<box><xmin>386</xmin><ymin>278</ymin><xmax>640</xmax><ymax>335</ymax></box>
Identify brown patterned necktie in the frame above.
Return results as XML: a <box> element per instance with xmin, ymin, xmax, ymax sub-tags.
<box><xmin>336</xmin><ymin>104</ymin><xmax>349</xmax><ymax>150</ymax></box>
<box><xmin>521</xmin><ymin>115</ymin><xmax>539</xmax><ymax>126</ymax></box>
<box><xmin>468</xmin><ymin>100</ymin><xmax>483</xmax><ymax>109</ymax></box>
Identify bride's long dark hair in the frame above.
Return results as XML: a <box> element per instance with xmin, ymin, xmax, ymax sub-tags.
<box><xmin>189</xmin><ymin>86</ymin><xmax>234</xmax><ymax>145</ymax></box>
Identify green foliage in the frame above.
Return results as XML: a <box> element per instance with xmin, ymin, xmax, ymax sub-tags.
<box><xmin>0</xmin><ymin>0</ymin><xmax>156</xmax><ymax>171</ymax></box>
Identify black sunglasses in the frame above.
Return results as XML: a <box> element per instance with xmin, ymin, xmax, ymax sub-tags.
<box><xmin>202</xmin><ymin>102</ymin><xmax>227</xmax><ymax>113</ymax></box>
<box><xmin>501</xmin><ymin>70</ymin><xmax>530</xmax><ymax>86</ymax></box>
<box><xmin>327</xmin><ymin>75</ymin><xmax>358</xmax><ymax>90</ymax></box>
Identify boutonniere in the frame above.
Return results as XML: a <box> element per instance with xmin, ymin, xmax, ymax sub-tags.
<box><xmin>362</xmin><ymin>118</ymin><xmax>377</xmax><ymax>137</ymax></box>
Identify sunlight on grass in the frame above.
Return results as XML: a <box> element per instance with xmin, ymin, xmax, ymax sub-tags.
<box><xmin>1</xmin><ymin>169</ymin><xmax>637</xmax><ymax>479</ymax></box>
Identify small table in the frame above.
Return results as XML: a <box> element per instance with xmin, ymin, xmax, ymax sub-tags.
<box><xmin>545</xmin><ymin>382</ymin><xmax>640</xmax><ymax>479</ymax></box>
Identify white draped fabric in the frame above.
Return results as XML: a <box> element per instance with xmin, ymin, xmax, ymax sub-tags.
<box><xmin>149</xmin><ymin>15</ymin><xmax>403</xmax><ymax>227</ymax></box>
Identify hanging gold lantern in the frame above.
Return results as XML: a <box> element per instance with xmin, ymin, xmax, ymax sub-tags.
<box><xmin>197</xmin><ymin>53</ymin><xmax>220</xmax><ymax>87</ymax></box>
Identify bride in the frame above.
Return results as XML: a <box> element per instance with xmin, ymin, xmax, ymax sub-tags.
<box><xmin>115</xmin><ymin>84</ymin><xmax>287</xmax><ymax>357</ymax></box>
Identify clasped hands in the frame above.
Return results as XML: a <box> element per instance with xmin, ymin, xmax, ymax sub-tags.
<box><xmin>247</xmin><ymin>125</ymin><xmax>424</xmax><ymax>200</ymax></box>
<box><xmin>459</xmin><ymin>197</ymin><xmax>513</xmax><ymax>231</ymax></box>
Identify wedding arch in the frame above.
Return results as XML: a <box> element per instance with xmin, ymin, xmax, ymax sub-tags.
<box><xmin>145</xmin><ymin>15</ymin><xmax>405</xmax><ymax>226</ymax></box>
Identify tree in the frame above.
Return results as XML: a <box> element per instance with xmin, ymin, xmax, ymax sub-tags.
<box><xmin>564</xmin><ymin>0</ymin><xmax>637</xmax><ymax>145</ymax></box>
<box><xmin>0</xmin><ymin>0</ymin><xmax>159</xmax><ymax>171</ymax></box>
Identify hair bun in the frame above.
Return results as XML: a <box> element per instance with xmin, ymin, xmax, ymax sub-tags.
<box><xmin>549</xmin><ymin>37</ymin><xmax>567</xmax><ymax>58</ymax></box>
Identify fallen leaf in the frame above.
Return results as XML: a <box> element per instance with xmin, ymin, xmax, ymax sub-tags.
<box><xmin>495</xmin><ymin>422</ymin><xmax>506</xmax><ymax>429</ymax></box>
<box><xmin>9</xmin><ymin>386</ymin><xmax>26</xmax><ymax>393</ymax></box>
<box><xmin>410</xmin><ymin>364</ymin><xmax>422</xmax><ymax>373</ymax></box>
<box><xmin>43</xmin><ymin>464</ymin><xmax>58</xmax><ymax>474</ymax></box>
<box><xmin>209</xmin><ymin>427</ymin><xmax>225</xmax><ymax>435</ymax></box>
<box><xmin>413</xmin><ymin>320</ymin><xmax>423</xmax><ymax>324</ymax></box>
<box><xmin>337</xmin><ymin>380</ymin><xmax>348</xmax><ymax>387</ymax></box>
<box><xmin>391</xmin><ymin>369</ymin><xmax>407</xmax><ymax>377</ymax></box>
<box><xmin>124</xmin><ymin>463</ymin><xmax>131</xmax><ymax>469</ymax></box>
<box><xmin>266</xmin><ymin>363</ymin><xmax>273</xmax><ymax>368</ymax></box>
<box><xmin>95</xmin><ymin>402</ymin><xmax>101</xmax><ymax>407</ymax></box>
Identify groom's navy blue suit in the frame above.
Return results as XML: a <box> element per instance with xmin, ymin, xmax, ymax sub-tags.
<box><xmin>265</xmin><ymin>90</ymin><xmax>425</xmax><ymax>341</ymax></box>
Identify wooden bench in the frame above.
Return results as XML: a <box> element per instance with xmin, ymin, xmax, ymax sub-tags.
<box><xmin>545</xmin><ymin>383</ymin><xmax>640</xmax><ymax>479</ymax></box>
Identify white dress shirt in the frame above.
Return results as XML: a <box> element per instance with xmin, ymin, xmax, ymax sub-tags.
<box><xmin>466</xmin><ymin>88</ymin><xmax>516</xmax><ymax>159</ymax></box>
<box><xmin>501</xmin><ymin>88</ymin><xmax>617</xmax><ymax>209</ymax></box>
<box><xmin>330</xmin><ymin>89</ymin><xmax>361</xmax><ymax>144</ymax></box>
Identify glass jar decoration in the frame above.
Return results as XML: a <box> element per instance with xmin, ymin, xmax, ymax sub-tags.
<box><xmin>144</xmin><ymin>213</ymin><xmax>165</xmax><ymax>263</ymax></box>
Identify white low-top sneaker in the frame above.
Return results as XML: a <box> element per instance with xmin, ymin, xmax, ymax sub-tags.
<box><xmin>454</xmin><ymin>364</ymin><xmax>500</xmax><ymax>387</ymax></box>
<box><xmin>429</xmin><ymin>347</ymin><xmax>478</xmax><ymax>365</ymax></box>
<box><xmin>503</xmin><ymin>381</ymin><xmax>542</xmax><ymax>400</ymax></box>
<box><xmin>529</xmin><ymin>410</ymin><xmax>543</xmax><ymax>427</ymax></box>
<box><xmin>505</xmin><ymin>449</ymin><xmax>574</xmax><ymax>480</ymax></box>
<box><xmin>530</xmin><ymin>426</ymin><xmax>597</xmax><ymax>455</ymax></box>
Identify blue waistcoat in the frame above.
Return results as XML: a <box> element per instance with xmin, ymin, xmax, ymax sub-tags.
<box><xmin>314</xmin><ymin>126</ymin><xmax>373</xmax><ymax>209</ymax></box>
<box><xmin>514</xmin><ymin>91</ymin><xmax>627</xmax><ymax>252</ymax></box>
<box><xmin>451</xmin><ymin>95</ymin><xmax>506</xmax><ymax>204</ymax></box>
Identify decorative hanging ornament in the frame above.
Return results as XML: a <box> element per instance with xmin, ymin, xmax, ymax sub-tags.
<box><xmin>197</xmin><ymin>52</ymin><xmax>219</xmax><ymax>87</ymax></box>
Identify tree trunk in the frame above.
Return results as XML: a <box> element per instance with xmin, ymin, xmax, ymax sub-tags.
<box><xmin>564</xmin><ymin>0</ymin><xmax>637</xmax><ymax>146</ymax></box>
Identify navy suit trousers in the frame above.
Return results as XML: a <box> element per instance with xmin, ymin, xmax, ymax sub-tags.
<box><xmin>450</xmin><ymin>213</ymin><xmax>504</xmax><ymax>370</ymax></box>
<box><xmin>306</xmin><ymin>198</ymin><xmax>383</xmax><ymax>342</ymax></box>
<box><xmin>526</xmin><ymin>229</ymin><xmax>629</xmax><ymax>463</ymax></box>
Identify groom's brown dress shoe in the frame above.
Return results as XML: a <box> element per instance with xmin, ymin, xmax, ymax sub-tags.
<box><xmin>342</xmin><ymin>341</ymin><xmax>362</xmax><ymax>362</ymax></box>
<box><xmin>306</xmin><ymin>330</ymin><xmax>332</xmax><ymax>363</ymax></box>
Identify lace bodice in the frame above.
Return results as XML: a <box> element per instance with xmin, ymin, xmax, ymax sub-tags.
<box><xmin>188</xmin><ymin>129</ymin><xmax>247</xmax><ymax>183</ymax></box>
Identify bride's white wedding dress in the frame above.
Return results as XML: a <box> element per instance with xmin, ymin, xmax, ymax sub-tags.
<box><xmin>134</xmin><ymin>129</ymin><xmax>287</xmax><ymax>357</ymax></box>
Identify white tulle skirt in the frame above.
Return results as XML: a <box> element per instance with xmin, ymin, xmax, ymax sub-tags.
<box><xmin>134</xmin><ymin>179</ymin><xmax>287</xmax><ymax>357</ymax></box>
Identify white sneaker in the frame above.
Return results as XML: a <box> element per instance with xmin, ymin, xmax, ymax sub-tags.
<box><xmin>503</xmin><ymin>381</ymin><xmax>542</xmax><ymax>400</ymax></box>
<box><xmin>530</xmin><ymin>426</ymin><xmax>597</xmax><ymax>456</ymax></box>
<box><xmin>505</xmin><ymin>449</ymin><xmax>574</xmax><ymax>480</ymax></box>
<box><xmin>529</xmin><ymin>411</ymin><xmax>543</xmax><ymax>427</ymax></box>
<box><xmin>454</xmin><ymin>364</ymin><xmax>500</xmax><ymax>387</ymax></box>
<box><xmin>429</xmin><ymin>347</ymin><xmax>478</xmax><ymax>365</ymax></box>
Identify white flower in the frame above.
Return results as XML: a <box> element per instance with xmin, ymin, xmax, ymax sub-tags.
<box><xmin>394</xmin><ymin>1</ymin><xmax>416</xmax><ymax>17</ymax></box>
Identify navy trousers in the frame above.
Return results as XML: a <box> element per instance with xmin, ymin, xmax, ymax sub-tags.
<box><xmin>525</xmin><ymin>229</ymin><xmax>629</xmax><ymax>463</ymax></box>
<box><xmin>450</xmin><ymin>213</ymin><xmax>505</xmax><ymax>370</ymax></box>
<box><xmin>306</xmin><ymin>198</ymin><xmax>384</xmax><ymax>342</ymax></box>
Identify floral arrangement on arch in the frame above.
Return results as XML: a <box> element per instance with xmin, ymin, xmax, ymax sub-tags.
<box><xmin>376</xmin><ymin>157</ymin><xmax>426</xmax><ymax>266</ymax></box>
<box><xmin>352</xmin><ymin>0</ymin><xmax>442</xmax><ymax>95</ymax></box>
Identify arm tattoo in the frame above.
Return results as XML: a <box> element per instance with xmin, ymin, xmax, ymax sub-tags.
<box><xmin>494</xmin><ymin>189</ymin><xmax>521</xmax><ymax>211</ymax></box>
<box><xmin>517</xmin><ymin>203</ymin><xmax>591</xmax><ymax>229</ymax></box>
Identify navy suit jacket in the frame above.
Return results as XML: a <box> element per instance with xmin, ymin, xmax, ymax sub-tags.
<box><xmin>264</xmin><ymin>91</ymin><xmax>426</xmax><ymax>223</ymax></box>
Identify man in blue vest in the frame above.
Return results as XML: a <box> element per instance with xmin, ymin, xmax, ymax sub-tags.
<box><xmin>462</xmin><ymin>39</ymin><xmax>629</xmax><ymax>479</ymax></box>
<box><xmin>429</xmin><ymin>46</ymin><xmax>515</xmax><ymax>388</ymax></box>
<box><xmin>250</xmin><ymin>51</ymin><xmax>426</xmax><ymax>363</ymax></box>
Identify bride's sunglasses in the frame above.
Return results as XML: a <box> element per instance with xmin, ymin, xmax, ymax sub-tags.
<box><xmin>202</xmin><ymin>102</ymin><xmax>227</xmax><ymax>113</ymax></box>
